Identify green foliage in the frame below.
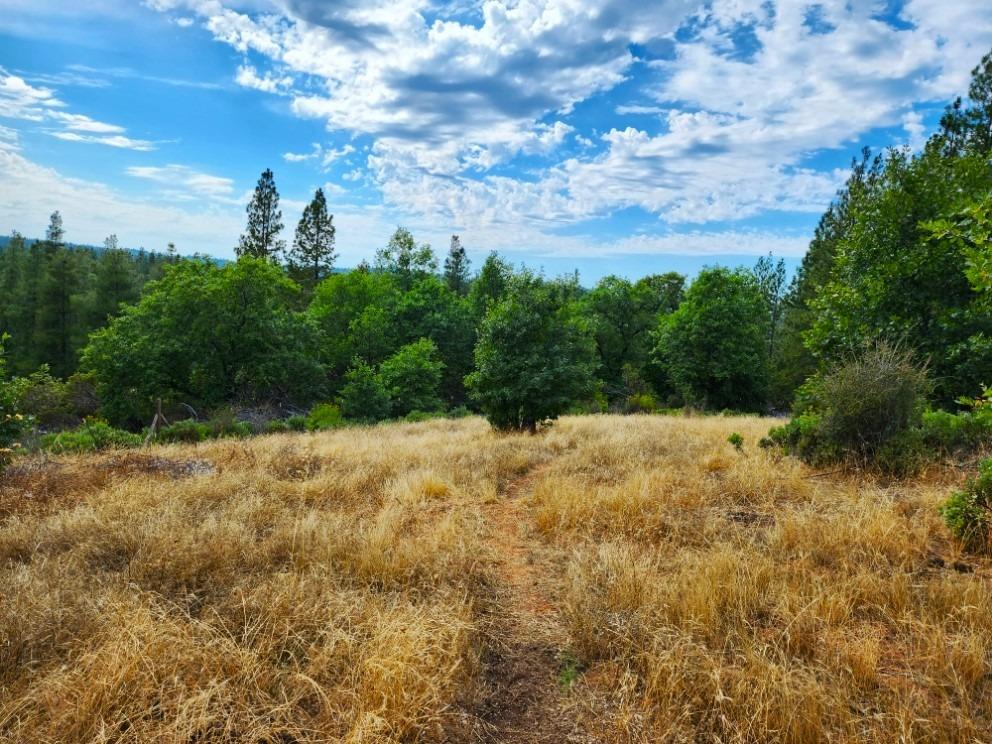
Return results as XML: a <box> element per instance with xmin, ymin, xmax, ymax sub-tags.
<box><xmin>379</xmin><ymin>339</ymin><xmax>444</xmax><ymax>417</ymax></box>
<box><xmin>583</xmin><ymin>273</ymin><xmax>683</xmax><ymax>403</ymax></box>
<box><xmin>41</xmin><ymin>419</ymin><xmax>142</xmax><ymax>453</ymax></box>
<box><xmin>727</xmin><ymin>432</ymin><xmax>744</xmax><ymax>452</ymax></box>
<box><xmin>768</xmin><ymin>344</ymin><xmax>931</xmax><ymax>473</ymax></box>
<box><xmin>653</xmin><ymin>267</ymin><xmax>769</xmax><ymax>412</ymax></box>
<box><xmin>375</xmin><ymin>227</ymin><xmax>437</xmax><ymax>289</ymax></box>
<box><xmin>403</xmin><ymin>410</ymin><xmax>443</xmax><ymax>423</ymax></box>
<box><xmin>443</xmin><ymin>235</ymin><xmax>471</xmax><ymax>295</ymax></box>
<box><xmin>339</xmin><ymin>360</ymin><xmax>392</xmax><ymax>424</ymax></box>
<box><xmin>468</xmin><ymin>251</ymin><xmax>513</xmax><ymax>320</ymax></box>
<box><xmin>9</xmin><ymin>366</ymin><xmax>74</xmax><ymax>428</ymax></box>
<box><xmin>466</xmin><ymin>272</ymin><xmax>597</xmax><ymax>432</ymax></box>
<box><xmin>309</xmin><ymin>268</ymin><xmax>400</xmax><ymax>378</ymax></box>
<box><xmin>286</xmin><ymin>415</ymin><xmax>307</xmax><ymax>432</ymax></box>
<box><xmin>941</xmin><ymin>458</ymin><xmax>992</xmax><ymax>552</ymax></box>
<box><xmin>625</xmin><ymin>392</ymin><xmax>658</xmax><ymax>414</ymax></box>
<box><xmin>0</xmin><ymin>335</ymin><xmax>28</xmax><ymax>470</ymax></box>
<box><xmin>82</xmin><ymin>258</ymin><xmax>325</xmax><ymax>426</ymax></box>
<box><xmin>305</xmin><ymin>403</ymin><xmax>345</xmax><ymax>431</ymax></box>
<box><xmin>156</xmin><ymin>419</ymin><xmax>209</xmax><ymax>443</ymax></box>
<box><xmin>237</xmin><ymin>168</ymin><xmax>285</xmax><ymax>260</ymax></box>
<box><xmin>288</xmin><ymin>187</ymin><xmax>336</xmax><ymax>291</ymax></box>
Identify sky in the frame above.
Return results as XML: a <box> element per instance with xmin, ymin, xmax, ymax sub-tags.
<box><xmin>0</xmin><ymin>0</ymin><xmax>990</xmax><ymax>283</ymax></box>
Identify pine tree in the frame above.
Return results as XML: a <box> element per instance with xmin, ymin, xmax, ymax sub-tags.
<box><xmin>288</xmin><ymin>187</ymin><xmax>336</xmax><ymax>290</ymax></box>
<box><xmin>45</xmin><ymin>210</ymin><xmax>64</xmax><ymax>248</ymax></box>
<box><xmin>35</xmin><ymin>246</ymin><xmax>81</xmax><ymax>377</ymax></box>
<box><xmin>237</xmin><ymin>168</ymin><xmax>285</xmax><ymax>260</ymax></box>
<box><xmin>443</xmin><ymin>235</ymin><xmax>471</xmax><ymax>295</ymax></box>
<box><xmin>92</xmin><ymin>234</ymin><xmax>138</xmax><ymax>324</ymax></box>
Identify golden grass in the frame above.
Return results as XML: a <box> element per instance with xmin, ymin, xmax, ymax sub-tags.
<box><xmin>1</xmin><ymin>414</ymin><xmax>990</xmax><ymax>742</ymax></box>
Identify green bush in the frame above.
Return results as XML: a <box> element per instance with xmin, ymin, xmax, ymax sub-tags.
<box><xmin>626</xmin><ymin>392</ymin><xmax>658</xmax><ymax>414</ymax></box>
<box><xmin>286</xmin><ymin>415</ymin><xmax>307</xmax><ymax>432</ymax></box>
<box><xmin>204</xmin><ymin>408</ymin><xmax>252</xmax><ymax>439</ymax></box>
<box><xmin>941</xmin><ymin>458</ymin><xmax>992</xmax><ymax>552</ymax></box>
<box><xmin>816</xmin><ymin>343</ymin><xmax>930</xmax><ymax>463</ymax></box>
<box><xmin>1</xmin><ymin>336</ymin><xmax>28</xmax><ymax>471</ymax></box>
<box><xmin>10</xmin><ymin>366</ymin><xmax>74</xmax><ymax>428</ymax></box>
<box><xmin>768</xmin><ymin>343</ymin><xmax>931</xmax><ymax>473</ymax></box>
<box><xmin>339</xmin><ymin>361</ymin><xmax>392</xmax><ymax>424</ymax></box>
<box><xmin>41</xmin><ymin>420</ymin><xmax>142</xmax><ymax>453</ymax></box>
<box><xmin>379</xmin><ymin>339</ymin><xmax>444</xmax><ymax>417</ymax></box>
<box><xmin>264</xmin><ymin>419</ymin><xmax>291</xmax><ymax>434</ymax></box>
<box><xmin>306</xmin><ymin>403</ymin><xmax>345</xmax><ymax>431</ymax></box>
<box><xmin>156</xmin><ymin>419</ymin><xmax>209</xmax><ymax>443</ymax></box>
<box><xmin>403</xmin><ymin>409</ymin><xmax>442</xmax><ymax>423</ymax></box>
<box><xmin>727</xmin><ymin>432</ymin><xmax>744</xmax><ymax>452</ymax></box>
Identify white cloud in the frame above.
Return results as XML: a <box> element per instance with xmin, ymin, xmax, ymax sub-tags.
<box><xmin>282</xmin><ymin>142</ymin><xmax>356</xmax><ymax>168</ymax></box>
<box><xmin>126</xmin><ymin>164</ymin><xmax>237</xmax><ymax>201</ymax></box>
<box><xmin>51</xmin><ymin>132</ymin><xmax>157</xmax><ymax>151</ymax></box>
<box><xmin>234</xmin><ymin>64</ymin><xmax>293</xmax><ymax>93</ymax></box>
<box><xmin>0</xmin><ymin>67</ymin><xmax>158</xmax><ymax>150</ymax></box>
<box><xmin>902</xmin><ymin>110</ymin><xmax>927</xmax><ymax>151</ymax></box>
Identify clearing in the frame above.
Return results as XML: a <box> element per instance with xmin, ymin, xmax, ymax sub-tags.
<box><xmin>1</xmin><ymin>415</ymin><xmax>990</xmax><ymax>742</ymax></box>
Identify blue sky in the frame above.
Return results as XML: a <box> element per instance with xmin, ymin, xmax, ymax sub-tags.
<box><xmin>1</xmin><ymin>0</ymin><xmax>990</xmax><ymax>283</ymax></box>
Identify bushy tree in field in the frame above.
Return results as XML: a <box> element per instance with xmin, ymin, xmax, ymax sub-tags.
<box><xmin>653</xmin><ymin>267</ymin><xmax>769</xmax><ymax>412</ymax></box>
<box><xmin>466</xmin><ymin>272</ymin><xmax>597</xmax><ymax>432</ymax></box>
<box><xmin>81</xmin><ymin>258</ymin><xmax>324</xmax><ymax>425</ymax></box>
<box><xmin>0</xmin><ymin>335</ymin><xmax>27</xmax><ymax>472</ymax></box>
<box><xmin>379</xmin><ymin>338</ymin><xmax>444</xmax><ymax>417</ymax></box>
<box><xmin>338</xmin><ymin>360</ymin><xmax>391</xmax><ymax>424</ymax></box>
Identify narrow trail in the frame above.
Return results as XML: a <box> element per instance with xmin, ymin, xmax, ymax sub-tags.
<box><xmin>475</xmin><ymin>460</ymin><xmax>584</xmax><ymax>743</ymax></box>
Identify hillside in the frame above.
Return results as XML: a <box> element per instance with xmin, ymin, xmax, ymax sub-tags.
<box><xmin>1</xmin><ymin>415</ymin><xmax>988</xmax><ymax>742</ymax></box>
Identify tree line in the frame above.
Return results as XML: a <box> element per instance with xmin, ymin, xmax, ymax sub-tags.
<box><xmin>2</xmin><ymin>49</ymin><xmax>992</xmax><ymax>434</ymax></box>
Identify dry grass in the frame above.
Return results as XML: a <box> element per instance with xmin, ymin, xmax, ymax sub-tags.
<box><xmin>1</xmin><ymin>414</ymin><xmax>990</xmax><ymax>742</ymax></box>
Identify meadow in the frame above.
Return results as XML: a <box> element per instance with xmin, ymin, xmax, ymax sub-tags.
<box><xmin>1</xmin><ymin>414</ymin><xmax>989</xmax><ymax>743</ymax></box>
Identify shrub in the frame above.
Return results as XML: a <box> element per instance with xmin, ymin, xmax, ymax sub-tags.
<box><xmin>264</xmin><ymin>419</ymin><xmax>290</xmax><ymax>434</ymax></box>
<box><xmin>11</xmin><ymin>366</ymin><xmax>74</xmax><ymax>429</ymax></box>
<box><xmin>41</xmin><ymin>420</ymin><xmax>142</xmax><ymax>453</ymax></box>
<box><xmin>768</xmin><ymin>343</ymin><xmax>931</xmax><ymax>473</ymax></box>
<box><xmin>286</xmin><ymin>415</ymin><xmax>308</xmax><ymax>432</ymax></box>
<box><xmin>626</xmin><ymin>392</ymin><xmax>658</xmax><ymax>414</ymax></box>
<box><xmin>156</xmin><ymin>419</ymin><xmax>209</xmax><ymax>443</ymax></box>
<box><xmin>727</xmin><ymin>432</ymin><xmax>744</xmax><ymax>452</ymax></box>
<box><xmin>403</xmin><ymin>409</ymin><xmax>443</xmax><ymax>423</ymax></box>
<box><xmin>941</xmin><ymin>458</ymin><xmax>992</xmax><ymax>552</ymax></box>
<box><xmin>379</xmin><ymin>339</ymin><xmax>444</xmax><ymax>417</ymax></box>
<box><xmin>204</xmin><ymin>408</ymin><xmax>252</xmax><ymax>438</ymax></box>
<box><xmin>1</xmin><ymin>337</ymin><xmax>28</xmax><ymax>471</ymax></box>
<box><xmin>306</xmin><ymin>403</ymin><xmax>345</xmax><ymax>431</ymax></box>
<box><xmin>339</xmin><ymin>361</ymin><xmax>392</xmax><ymax>424</ymax></box>
<box><xmin>816</xmin><ymin>343</ymin><xmax>931</xmax><ymax>464</ymax></box>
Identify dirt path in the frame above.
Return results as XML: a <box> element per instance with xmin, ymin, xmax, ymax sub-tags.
<box><xmin>475</xmin><ymin>461</ymin><xmax>584</xmax><ymax>743</ymax></box>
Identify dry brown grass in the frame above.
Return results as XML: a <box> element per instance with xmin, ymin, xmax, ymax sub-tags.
<box><xmin>1</xmin><ymin>414</ymin><xmax>990</xmax><ymax>743</ymax></box>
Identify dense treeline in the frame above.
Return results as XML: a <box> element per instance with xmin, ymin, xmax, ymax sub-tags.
<box><xmin>2</xmin><ymin>50</ymin><xmax>992</xmax><ymax>441</ymax></box>
<box><xmin>0</xmin><ymin>224</ymin><xmax>176</xmax><ymax>377</ymax></box>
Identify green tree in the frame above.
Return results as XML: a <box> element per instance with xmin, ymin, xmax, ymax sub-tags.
<box><xmin>45</xmin><ymin>210</ymin><xmax>64</xmax><ymax>250</ymax></box>
<box><xmin>392</xmin><ymin>275</ymin><xmax>475</xmax><ymax>406</ymax></box>
<box><xmin>753</xmin><ymin>253</ymin><xmax>787</xmax><ymax>359</ymax></box>
<box><xmin>938</xmin><ymin>49</ymin><xmax>992</xmax><ymax>156</ymax></box>
<box><xmin>288</xmin><ymin>187</ymin><xmax>336</xmax><ymax>290</ymax></box>
<box><xmin>338</xmin><ymin>360</ymin><xmax>391</xmax><ymax>424</ymax></box>
<box><xmin>82</xmin><ymin>258</ymin><xmax>324</xmax><ymax>425</ymax></box>
<box><xmin>443</xmin><ymin>234</ymin><xmax>471</xmax><ymax>295</ymax></box>
<box><xmin>237</xmin><ymin>168</ymin><xmax>285</xmax><ymax>260</ymax></box>
<box><xmin>583</xmin><ymin>273</ymin><xmax>683</xmax><ymax>401</ymax></box>
<box><xmin>375</xmin><ymin>227</ymin><xmax>437</xmax><ymax>289</ymax></box>
<box><xmin>91</xmin><ymin>234</ymin><xmax>139</xmax><ymax>325</ymax></box>
<box><xmin>466</xmin><ymin>272</ymin><xmax>597</xmax><ymax>432</ymax></box>
<box><xmin>653</xmin><ymin>267</ymin><xmax>769</xmax><ymax>411</ymax></box>
<box><xmin>35</xmin><ymin>246</ymin><xmax>83</xmax><ymax>377</ymax></box>
<box><xmin>309</xmin><ymin>270</ymin><xmax>400</xmax><ymax>382</ymax></box>
<box><xmin>379</xmin><ymin>338</ymin><xmax>444</xmax><ymax>416</ymax></box>
<box><xmin>468</xmin><ymin>251</ymin><xmax>513</xmax><ymax>321</ymax></box>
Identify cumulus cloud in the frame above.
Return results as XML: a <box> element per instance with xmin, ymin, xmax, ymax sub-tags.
<box><xmin>143</xmin><ymin>0</ymin><xmax>992</xmax><ymax>238</ymax></box>
<box><xmin>126</xmin><ymin>164</ymin><xmax>238</xmax><ymax>202</ymax></box>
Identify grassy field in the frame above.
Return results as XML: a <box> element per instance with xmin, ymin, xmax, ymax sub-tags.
<box><xmin>1</xmin><ymin>415</ymin><xmax>990</xmax><ymax>742</ymax></box>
